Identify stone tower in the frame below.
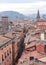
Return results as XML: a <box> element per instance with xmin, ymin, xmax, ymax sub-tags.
<box><xmin>2</xmin><ymin>16</ymin><xmax>9</xmax><ymax>33</ymax></box>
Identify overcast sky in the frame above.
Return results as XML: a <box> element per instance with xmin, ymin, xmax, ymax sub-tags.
<box><xmin>0</xmin><ymin>0</ymin><xmax>46</xmax><ymax>14</ymax></box>
<box><xmin>0</xmin><ymin>0</ymin><xmax>46</xmax><ymax>3</ymax></box>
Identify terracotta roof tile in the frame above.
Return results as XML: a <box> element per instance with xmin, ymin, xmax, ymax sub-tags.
<box><xmin>0</xmin><ymin>35</ymin><xmax>11</xmax><ymax>47</ymax></box>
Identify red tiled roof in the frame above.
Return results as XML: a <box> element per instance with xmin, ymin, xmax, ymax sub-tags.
<box><xmin>17</xmin><ymin>50</ymin><xmax>46</xmax><ymax>65</ymax></box>
<box><xmin>25</xmin><ymin>42</ymin><xmax>36</xmax><ymax>49</ymax></box>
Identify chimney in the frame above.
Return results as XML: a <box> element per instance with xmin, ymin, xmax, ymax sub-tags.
<box><xmin>40</xmin><ymin>33</ymin><xmax>44</xmax><ymax>40</ymax></box>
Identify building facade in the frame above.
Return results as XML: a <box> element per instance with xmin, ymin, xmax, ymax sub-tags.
<box><xmin>0</xmin><ymin>36</ymin><xmax>12</xmax><ymax>65</ymax></box>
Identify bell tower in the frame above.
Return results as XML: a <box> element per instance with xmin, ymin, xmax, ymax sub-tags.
<box><xmin>2</xmin><ymin>16</ymin><xmax>9</xmax><ymax>33</ymax></box>
<box><xmin>36</xmin><ymin>10</ymin><xmax>40</xmax><ymax>21</ymax></box>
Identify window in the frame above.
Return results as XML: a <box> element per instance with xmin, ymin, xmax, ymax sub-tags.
<box><xmin>30</xmin><ymin>56</ymin><xmax>34</xmax><ymax>60</ymax></box>
<box><xmin>5</xmin><ymin>52</ymin><xmax>7</xmax><ymax>58</ymax></box>
<box><xmin>9</xmin><ymin>48</ymin><xmax>11</xmax><ymax>54</ymax></box>
<box><xmin>7</xmin><ymin>44</ymin><xmax>8</xmax><ymax>46</ymax></box>
<box><xmin>5</xmin><ymin>46</ymin><xmax>6</xmax><ymax>48</ymax></box>
<box><xmin>12</xmin><ymin>41</ymin><xmax>15</xmax><ymax>44</ymax></box>
<box><xmin>1</xmin><ymin>48</ymin><xmax>3</xmax><ymax>50</ymax></box>
<box><xmin>7</xmin><ymin>50</ymin><xmax>9</xmax><ymax>56</ymax></box>
<box><xmin>2</xmin><ymin>55</ymin><xmax>4</xmax><ymax>61</ymax></box>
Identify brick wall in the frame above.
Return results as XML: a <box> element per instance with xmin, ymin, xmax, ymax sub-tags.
<box><xmin>0</xmin><ymin>41</ymin><xmax>12</xmax><ymax>65</ymax></box>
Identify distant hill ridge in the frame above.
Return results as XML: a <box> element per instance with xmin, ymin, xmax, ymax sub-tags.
<box><xmin>0</xmin><ymin>11</ymin><xmax>46</xmax><ymax>21</ymax></box>
<box><xmin>0</xmin><ymin>11</ymin><xmax>27</xmax><ymax>20</ymax></box>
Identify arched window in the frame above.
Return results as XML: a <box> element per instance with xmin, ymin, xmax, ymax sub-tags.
<box><xmin>5</xmin><ymin>52</ymin><xmax>7</xmax><ymax>58</ymax></box>
<box><xmin>7</xmin><ymin>50</ymin><xmax>9</xmax><ymax>56</ymax></box>
<box><xmin>2</xmin><ymin>54</ymin><xmax>4</xmax><ymax>61</ymax></box>
<box><xmin>9</xmin><ymin>48</ymin><xmax>11</xmax><ymax>54</ymax></box>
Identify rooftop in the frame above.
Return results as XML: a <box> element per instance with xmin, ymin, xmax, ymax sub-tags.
<box><xmin>4</xmin><ymin>31</ymin><xmax>16</xmax><ymax>39</ymax></box>
<box><xmin>39</xmin><ymin>57</ymin><xmax>46</xmax><ymax>62</ymax></box>
<box><xmin>25</xmin><ymin>42</ymin><xmax>36</xmax><ymax>49</ymax></box>
<box><xmin>36</xmin><ymin>40</ymin><xmax>46</xmax><ymax>46</ymax></box>
<box><xmin>17</xmin><ymin>50</ymin><xmax>46</xmax><ymax>65</ymax></box>
<box><xmin>24</xmin><ymin>34</ymin><xmax>39</xmax><ymax>44</ymax></box>
<box><xmin>0</xmin><ymin>35</ymin><xmax>11</xmax><ymax>48</ymax></box>
<box><xmin>4</xmin><ymin>31</ymin><xmax>21</xmax><ymax>42</ymax></box>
